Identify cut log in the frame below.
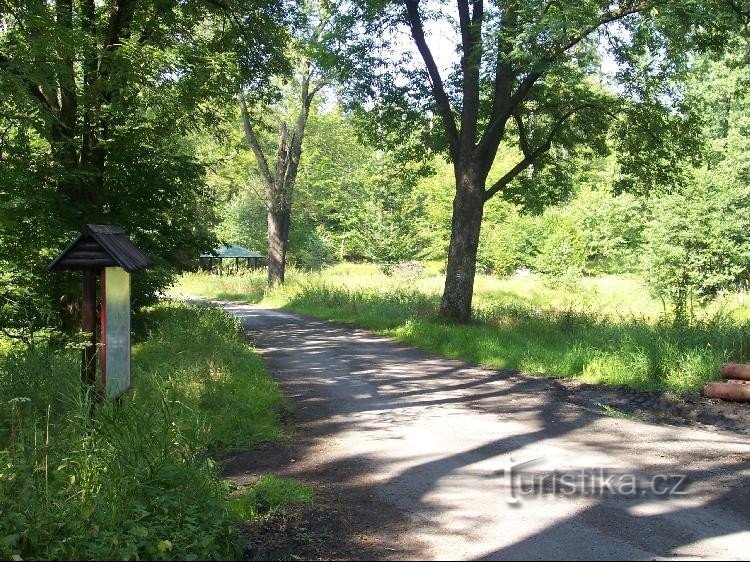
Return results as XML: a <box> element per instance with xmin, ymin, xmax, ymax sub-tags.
<box><xmin>720</xmin><ymin>363</ymin><xmax>750</xmax><ymax>381</ymax></box>
<box><xmin>704</xmin><ymin>381</ymin><xmax>750</xmax><ymax>402</ymax></box>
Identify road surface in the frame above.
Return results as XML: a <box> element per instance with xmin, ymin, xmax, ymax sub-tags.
<box><xmin>221</xmin><ymin>302</ymin><xmax>750</xmax><ymax>561</ymax></box>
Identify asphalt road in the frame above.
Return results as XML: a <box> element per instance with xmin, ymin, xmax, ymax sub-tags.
<box><xmin>223</xmin><ymin>302</ymin><xmax>750</xmax><ymax>561</ymax></box>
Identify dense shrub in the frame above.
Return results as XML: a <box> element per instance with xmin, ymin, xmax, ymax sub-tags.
<box><xmin>532</xmin><ymin>212</ymin><xmax>587</xmax><ymax>280</ymax></box>
<box><xmin>645</xmin><ymin>175</ymin><xmax>750</xmax><ymax>323</ymax></box>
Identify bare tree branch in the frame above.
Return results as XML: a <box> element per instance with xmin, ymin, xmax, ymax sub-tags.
<box><xmin>237</xmin><ymin>92</ymin><xmax>274</xmax><ymax>189</ymax></box>
<box><xmin>404</xmin><ymin>0</ymin><xmax>459</xmax><ymax>160</ymax></box>
<box><xmin>484</xmin><ymin>103</ymin><xmax>599</xmax><ymax>201</ymax></box>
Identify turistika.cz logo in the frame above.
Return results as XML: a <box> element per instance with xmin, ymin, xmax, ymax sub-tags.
<box><xmin>498</xmin><ymin>456</ymin><xmax>689</xmax><ymax>505</ymax></box>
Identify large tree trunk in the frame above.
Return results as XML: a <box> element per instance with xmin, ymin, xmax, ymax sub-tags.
<box><xmin>440</xmin><ymin>163</ymin><xmax>486</xmax><ymax>322</ymax></box>
<box><xmin>238</xmin><ymin>63</ymin><xmax>322</xmax><ymax>288</ymax></box>
<box><xmin>267</xmin><ymin>122</ymin><xmax>290</xmax><ymax>286</ymax></box>
<box><xmin>267</xmin><ymin>208</ymin><xmax>290</xmax><ymax>285</ymax></box>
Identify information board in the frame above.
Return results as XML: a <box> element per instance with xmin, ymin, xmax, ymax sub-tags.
<box><xmin>102</xmin><ymin>267</ymin><xmax>131</xmax><ymax>398</ymax></box>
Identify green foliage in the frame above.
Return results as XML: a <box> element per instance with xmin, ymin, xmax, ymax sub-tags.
<box><xmin>531</xmin><ymin>212</ymin><xmax>587</xmax><ymax>281</ymax></box>
<box><xmin>296</xmin><ymin>107</ymin><xmax>430</xmax><ymax>264</ymax></box>
<box><xmin>210</xmin><ymin>105</ymin><xmax>430</xmax><ymax>268</ymax></box>
<box><xmin>340</xmin><ymin>0</ymin><xmax>743</xmax><ymax>196</ymax></box>
<box><xmin>474</xmin><ymin>185</ymin><xmax>646</xmax><ymax>279</ymax></box>
<box><xmin>290</xmin><ymin>223</ymin><xmax>338</xmax><ymax>270</ymax></box>
<box><xmin>645</xmin><ymin>177</ymin><xmax>750</xmax><ymax>323</ymax></box>
<box><xmin>215</xmin><ymin>181</ymin><xmax>269</xmax><ymax>255</ymax></box>
<box><xmin>476</xmin><ymin>201</ymin><xmax>537</xmax><ymax>276</ymax></box>
<box><xmin>0</xmin><ymin>0</ymin><xmax>291</xmax><ymax>322</ymax></box>
<box><xmin>566</xmin><ymin>187</ymin><xmax>646</xmax><ymax>274</ymax></box>
<box><xmin>644</xmin><ymin>40</ymin><xmax>750</xmax><ymax>323</ymax></box>
<box><xmin>0</xmin><ymin>303</ymin><xmax>284</xmax><ymax>560</ymax></box>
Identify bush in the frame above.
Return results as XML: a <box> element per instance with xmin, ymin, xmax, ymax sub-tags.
<box><xmin>645</xmin><ymin>174</ymin><xmax>750</xmax><ymax>324</ymax></box>
<box><xmin>565</xmin><ymin>187</ymin><xmax>646</xmax><ymax>274</ymax></box>
<box><xmin>477</xmin><ymin>202</ymin><xmax>539</xmax><ymax>276</ymax></box>
<box><xmin>532</xmin><ymin>213</ymin><xmax>587</xmax><ymax>280</ymax></box>
<box><xmin>290</xmin><ymin>224</ymin><xmax>337</xmax><ymax>270</ymax></box>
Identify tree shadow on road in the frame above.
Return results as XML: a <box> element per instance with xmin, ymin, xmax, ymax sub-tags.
<box><xmin>224</xmin><ymin>305</ymin><xmax>750</xmax><ymax>560</ymax></box>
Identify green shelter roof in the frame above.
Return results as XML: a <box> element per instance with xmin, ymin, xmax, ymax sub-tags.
<box><xmin>200</xmin><ymin>244</ymin><xmax>263</xmax><ymax>259</ymax></box>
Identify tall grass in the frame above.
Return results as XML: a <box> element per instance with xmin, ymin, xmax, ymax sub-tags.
<box><xmin>173</xmin><ymin>265</ymin><xmax>750</xmax><ymax>392</ymax></box>
<box><xmin>0</xmin><ymin>302</ymin><xmax>283</xmax><ymax>560</ymax></box>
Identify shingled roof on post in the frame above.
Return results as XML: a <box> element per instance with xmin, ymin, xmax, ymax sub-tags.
<box><xmin>48</xmin><ymin>224</ymin><xmax>154</xmax><ymax>272</ymax></box>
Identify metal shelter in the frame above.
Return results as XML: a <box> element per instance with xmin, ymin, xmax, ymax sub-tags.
<box><xmin>200</xmin><ymin>244</ymin><xmax>264</xmax><ymax>273</ymax></box>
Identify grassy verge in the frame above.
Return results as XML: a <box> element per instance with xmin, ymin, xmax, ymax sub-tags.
<box><xmin>0</xmin><ymin>302</ymin><xmax>287</xmax><ymax>560</ymax></box>
<box><xmin>230</xmin><ymin>476</ymin><xmax>315</xmax><ymax>520</ymax></box>
<box><xmin>173</xmin><ymin>266</ymin><xmax>750</xmax><ymax>393</ymax></box>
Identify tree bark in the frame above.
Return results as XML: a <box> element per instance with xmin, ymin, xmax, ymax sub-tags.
<box><xmin>267</xmin><ymin>208</ymin><xmax>290</xmax><ymax>285</ymax></box>
<box><xmin>267</xmin><ymin>123</ymin><xmax>290</xmax><ymax>286</ymax></box>
<box><xmin>238</xmin><ymin>67</ymin><xmax>322</xmax><ymax>288</ymax></box>
<box><xmin>440</xmin><ymin>163</ymin><xmax>486</xmax><ymax>322</ymax></box>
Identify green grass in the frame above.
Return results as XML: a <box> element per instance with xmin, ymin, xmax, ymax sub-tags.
<box><xmin>0</xmin><ymin>302</ymin><xmax>285</xmax><ymax>561</ymax></box>
<box><xmin>172</xmin><ymin>264</ymin><xmax>750</xmax><ymax>393</ymax></box>
<box><xmin>230</xmin><ymin>476</ymin><xmax>315</xmax><ymax>520</ymax></box>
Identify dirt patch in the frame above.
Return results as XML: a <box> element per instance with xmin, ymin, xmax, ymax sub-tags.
<box><xmin>221</xmin><ymin>442</ymin><xmax>298</xmax><ymax>485</ymax></box>
<box><xmin>552</xmin><ymin>379</ymin><xmax>750</xmax><ymax>435</ymax></box>
<box><xmin>238</xmin><ymin>496</ymin><xmax>402</xmax><ymax>561</ymax></box>
<box><xmin>221</xmin><ymin>424</ymin><xmax>423</xmax><ymax>561</ymax></box>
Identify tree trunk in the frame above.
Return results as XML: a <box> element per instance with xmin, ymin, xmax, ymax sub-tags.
<box><xmin>238</xmin><ymin>67</ymin><xmax>321</xmax><ymax>289</ymax></box>
<box><xmin>440</xmin><ymin>163</ymin><xmax>486</xmax><ymax>322</ymax></box>
<box><xmin>267</xmin><ymin>122</ymin><xmax>290</xmax><ymax>286</ymax></box>
<box><xmin>267</xmin><ymin>208</ymin><xmax>290</xmax><ymax>286</ymax></box>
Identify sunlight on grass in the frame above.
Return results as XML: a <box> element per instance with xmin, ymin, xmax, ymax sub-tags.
<box><xmin>230</xmin><ymin>476</ymin><xmax>315</xmax><ymax>520</ymax></box>
<box><xmin>0</xmin><ymin>302</ymin><xmax>285</xmax><ymax>560</ymax></box>
<box><xmin>173</xmin><ymin>264</ymin><xmax>750</xmax><ymax>393</ymax></box>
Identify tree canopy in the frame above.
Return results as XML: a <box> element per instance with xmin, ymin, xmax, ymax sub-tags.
<box><xmin>0</xmin><ymin>0</ymin><xmax>291</xmax><ymax>326</ymax></box>
<box><xmin>333</xmin><ymin>0</ymin><xmax>747</xmax><ymax>320</ymax></box>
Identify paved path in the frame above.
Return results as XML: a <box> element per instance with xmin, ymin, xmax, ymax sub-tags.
<box><xmin>223</xmin><ymin>303</ymin><xmax>750</xmax><ymax>561</ymax></box>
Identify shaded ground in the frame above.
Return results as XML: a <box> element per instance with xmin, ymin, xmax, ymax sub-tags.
<box><xmin>214</xmin><ymin>302</ymin><xmax>750</xmax><ymax>561</ymax></box>
<box><xmin>553</xmin><ymin>379</ymin><xmax>750</xmax><ymax>435</ymax></box>
<box><xmin>223</xmin><ymin>440</ymin><xmax>419</xmax><ymax>561</ymax></box>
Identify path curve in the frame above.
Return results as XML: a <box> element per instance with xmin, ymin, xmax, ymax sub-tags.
<box><xmin>221</xmin><ymin>302</ymin><xmax>750</xmax><ymax>561</ymax></box>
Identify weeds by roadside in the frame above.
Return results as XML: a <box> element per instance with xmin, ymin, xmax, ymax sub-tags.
<box><xmin>173</xmin><ymin>266</ymin><xmax>750</xmax><ymax>393</ymax></box>
<box><xmin>0</xmin><ymin>302</ymin><xmax>285</xmax><ymax>560</ymax></box>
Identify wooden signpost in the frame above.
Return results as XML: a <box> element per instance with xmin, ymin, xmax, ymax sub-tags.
<box><xmin>49</xmin><ymin>225</ymin><xmax>153</xmax><ymax>400</ymax></box>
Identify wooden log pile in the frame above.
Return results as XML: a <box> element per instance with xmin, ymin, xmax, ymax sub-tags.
<box><xmin>703</xmin><ymin>364</ymin><xmax>750</xmax><ymax>402</ymax></box>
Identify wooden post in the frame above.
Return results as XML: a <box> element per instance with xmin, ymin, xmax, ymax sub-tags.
<box><xmin>81</xmin><ymin>268</ymin><xmax>98</xmax><ymax>390</ymax></box>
